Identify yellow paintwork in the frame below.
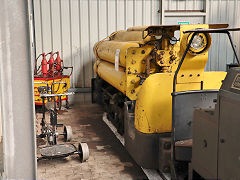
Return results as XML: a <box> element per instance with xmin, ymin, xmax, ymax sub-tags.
<box><xmin>135</xmin><ymin>71</ymin><xmax>226</xmax><ymax>133</ymax></box>
<box><xmin>125</xmin><ymin>46</ymin><xmax>154</xmax><ymax>100</ymax></box>
<box><xmin>94</xmin><ymin>24</ymin><xmax>228</xmax><ymax>134</ymax></box>
<box><xmin>96</xmin><ymin>61</ymin><xmax>126</xmax><ymax>93</ymax></box>
<box><xmin>178</xmin><ymin>24</ymin><xmax>211</xmax><ymax>84</ymax></box>
<box><xmin>34</xmin><ymin>76</ymin><xmax>70</xmax><ymax>105</ymax></box>
<box><xmin>97</xmin><ymin>41</ymin><xmax>139</xmax><ymax>67</ymax></box>
<box><xmin>113</xmin><ymin>30</ymin><xmax>151</xmax><ymax>42</ymax></box>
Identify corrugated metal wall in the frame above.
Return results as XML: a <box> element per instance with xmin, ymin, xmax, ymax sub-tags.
<box><xmin>163</xmin><ymin>0</ymin><xmax>240</xmax><ymax>71</ymax></box>
<box><xmin>207</xmin><ymin>0</ymin><xmax>240</xmax><ymax>71</ymax></box>
<box><xmin>34</xmin><ymin>0</ymin><xmax>240</xmax><ymax>88</ymax></box>
<box><xmin>33</xmin><ymin>0</ymin><xmax>160</xmax><ymax>88</ymax></box>
<box><xmin>164</xmin><ymin>0</ymin><xmax>204</xmax><ymax>10</ymax></box>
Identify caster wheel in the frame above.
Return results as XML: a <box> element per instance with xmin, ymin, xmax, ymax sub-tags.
<box><xmin>78</xmin><ymin>142</ymin><xmax>89</xmax><ymax>162</ymax></box>
<box><xmin>64</xmin><ymin>125</ymin><xmax>72</xmax><ymax>141</ymax></box>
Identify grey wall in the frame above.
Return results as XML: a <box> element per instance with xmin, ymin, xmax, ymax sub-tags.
<box><xmin>33</xmin><ymin>0</ymin><xmax>240</xmax><ymax>88</ymax></box>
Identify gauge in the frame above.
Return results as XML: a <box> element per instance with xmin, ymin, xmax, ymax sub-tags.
<box><xmin>188</xmin><ymin>32</ymin><xmax>211</xmax><ymax>55</ymax></box>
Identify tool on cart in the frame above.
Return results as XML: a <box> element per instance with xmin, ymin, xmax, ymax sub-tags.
<box><xmin>37</xmin><ymin>92</ymin><xmax>89</xmax><ymax>162</ymax></box>
<box><xmin>34</xmin><ymin>51</ymin><xmax>73</xmax><ymax>107</ymax></box>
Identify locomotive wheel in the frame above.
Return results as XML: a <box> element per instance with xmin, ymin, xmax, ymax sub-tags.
<box><xmin>64</xmin><ymin>125</ymin><xmax>72</xmax><ymax>142</ymax></box>
<box><xmin>78</xmin><ymin>142</ymin><xmax>89</xmax><ymax>162</ymax></box>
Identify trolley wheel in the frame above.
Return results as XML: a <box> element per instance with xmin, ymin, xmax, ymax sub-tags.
<box><xmin>64</xmin><ymin>125</ymin><xmax>72</xmax><ymax>142</ymax></box>
<box><xmin>78</xmin><ymin>142</ymin><xmax>89</xmax><ymax>162</ymax></box>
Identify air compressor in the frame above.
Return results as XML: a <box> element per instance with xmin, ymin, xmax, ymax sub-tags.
<box><xmin>92</xmin><ymin>24</ymin><xmax>233</xmax><ymax>178</ymax></box>
<box><xmin>34</xmin><ymin>51</ymin><xmax>73</xmax><ymax>107</ymax></box>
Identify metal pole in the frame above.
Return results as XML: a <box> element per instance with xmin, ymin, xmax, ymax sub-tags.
<box><xmin>0</xmin><ymin>0</ymin><xmax>37</xmax><ymax>179</ymax></box>
<box><xmin>159</xmin><ymin>0</ymin><xmax>165</xmax><ymax>25</ymax></box>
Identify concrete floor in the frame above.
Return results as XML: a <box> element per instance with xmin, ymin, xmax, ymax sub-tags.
<box><xmin>37</xmin><ymin>93</ymin><xmax>147</xmax><ymax>180</ymax></box>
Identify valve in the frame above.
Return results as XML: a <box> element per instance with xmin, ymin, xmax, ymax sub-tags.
<box><xmin>48</xmin><ymin>52</ymin><xmax>54</xmax><ymax>76</ymax></box>
<box><xmin>41</xmin><ymin>53</ymin><xmax>48</xmax><ymax>77</ymax></box>
<box><xmin>55</xmin><ymin>51</ymin><xmax>62</xmax><ymax>76</ymax></box>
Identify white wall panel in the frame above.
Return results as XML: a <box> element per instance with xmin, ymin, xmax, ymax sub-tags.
<box><xmin>126</xmin><ymin>0</ymin><xmax>134</xmax><ymax>27</ymax></box>
<box><xmin>165</xmin><ymin>0</ymin><xmax>204</xmax><ymax>10</ymax></box>
<box><xmin>50</xmin><ymin>0</ymin><xmax>62</xmax><ymax>53</ymax></box>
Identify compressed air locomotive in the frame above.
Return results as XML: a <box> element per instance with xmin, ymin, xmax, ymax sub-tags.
<box><xmin>92</xmin><ymin>24</ymin><xmax>231</xmax><ymax>178</ymax></box>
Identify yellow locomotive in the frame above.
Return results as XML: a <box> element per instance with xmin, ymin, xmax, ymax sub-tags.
<box><xmin>92</xmin><ymin>24</ymin><xmax>229</xmax><ymax>177</ymax></box>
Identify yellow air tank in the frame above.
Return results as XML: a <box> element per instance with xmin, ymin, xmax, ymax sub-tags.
<box><xmin>92</xmin><ymin>24</ymin><xmax>228</xmax><ymax>169</ymax></box>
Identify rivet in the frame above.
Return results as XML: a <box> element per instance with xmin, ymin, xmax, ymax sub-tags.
<box><xmin>131</xmin><ymin>79</ymin><xmax>135</xmax><ymax>84</ymax></box>
<box><xmin>189</xmin><ymin>74</ymin><xmax>192</xmax><ymax>77</ymax></box>
<box><xmin>157</xmin><ymin>55</ymin><xmax>163</xmax><ymax>60</ymax></box>
<box><xmin>171</xmin><ymin>55</ymin><xmax>177</xmax><ymax>60</ymax></box>
<box><xmin>160</xmin><ymin>60</ymin><xmax>164</xmax><ymax>64</ymax></box>
<box><xmin>164</xmin><ymin>142</ymin><xmax>171</xmax><ymax>150</ymax></box>
<box><xmin>141</xmin><ymin>50</ymin><xmax>145</xmax><ymax>54</ymax></box>
<box><xmin>197</xmin><ymin>74</ymin><xmax>200</xmax><ymax>77</ymax></box>
<box><xmin>131</xmin><ymin>89</ymin><xmax>135</xmax><ymax>94</ymax></box>
<box><xmin>132</xmin><ymin>60</ymin><xmax>136</xmax><ymax>64</ymax></box>
<box><xmin>160</xmin><ymin>51</ymin><xmax>164</xmax><ymax>55</ymax></box>
<box><xmin>142</xmin><ymin>60</ymin><xmax>146</xmax><ymax>64</ymax></box>
<box><xmin>132</xmin><ymin>50</ymin><xmax>136</xmax><ymax>54</ymax></box>
<box><xmin>163</xmin><ymin>166</ymin><xmax>170</xmax><ymax>173</ymax></box>
<box><xmin>181</xmin><ymin>74</ymin><xmax>184</xmax><ymax>77</ymax></box>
